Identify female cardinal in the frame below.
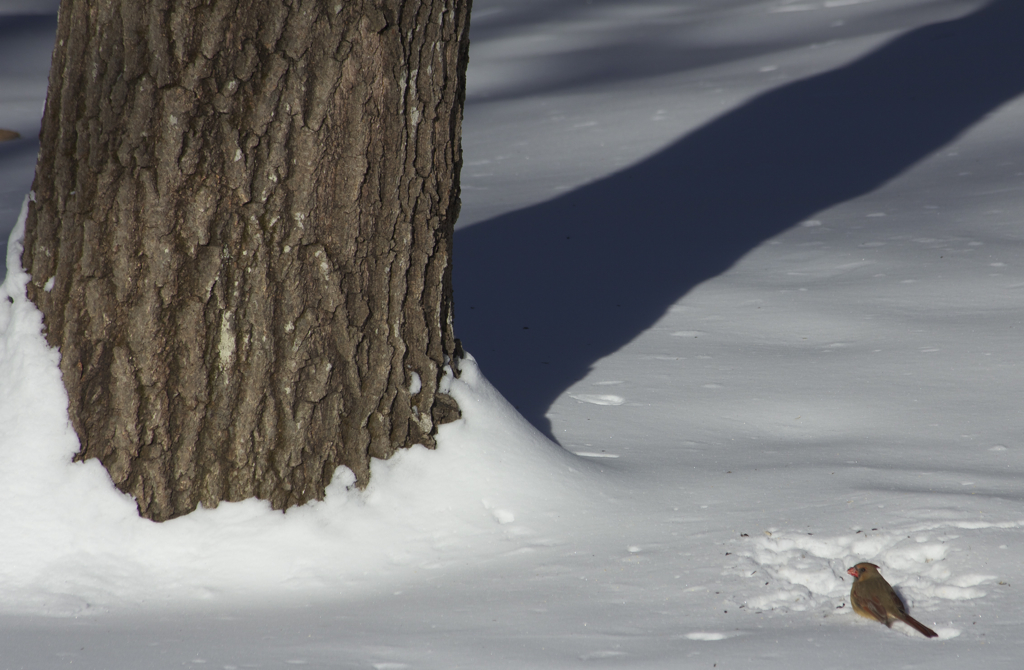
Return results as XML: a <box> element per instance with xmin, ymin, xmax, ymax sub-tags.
<box><xmin>847</xmin><ymin>562</ymin><xmax>938</xmax><ymax>638</ymax></box>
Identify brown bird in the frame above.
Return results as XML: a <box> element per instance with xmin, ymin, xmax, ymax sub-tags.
<box><xmin>847</xmin><ymin>562</ymin><xmax>938</xmax><ymax>638</ymax></box>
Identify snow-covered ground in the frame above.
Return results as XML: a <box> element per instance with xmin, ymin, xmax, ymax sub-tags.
<box><xmin>2</xmin><ymin>0</ymin><xmax>1024</xmax><ymax>667</ymax></box>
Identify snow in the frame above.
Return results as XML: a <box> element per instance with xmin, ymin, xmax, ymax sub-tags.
<box><xmin>3</xmin><ymin>0</ymin><xmax>1024</xmax><ymax>667</ymax></box>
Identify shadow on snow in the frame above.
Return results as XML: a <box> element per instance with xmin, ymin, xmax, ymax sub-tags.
<box><xmin>453</xmin><ymin>0</ymin><xmax>1024</xmax><ymax>438</ymax></box>
<box><xmin>0</xmin><ymin>12</ymin><xmax>58</xmax><ymax>275</ymax></box>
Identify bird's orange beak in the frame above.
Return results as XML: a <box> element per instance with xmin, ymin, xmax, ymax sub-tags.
<box><xmin>847</xmin><ymin>567</ymin><xmax>860</xmax><ymax>578</ymax></box>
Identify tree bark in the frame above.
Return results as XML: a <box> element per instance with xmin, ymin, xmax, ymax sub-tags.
<box><xmin>21</xmin><ymin>0</ymin><xmax>470</xmax><ymax>521</ymax></box>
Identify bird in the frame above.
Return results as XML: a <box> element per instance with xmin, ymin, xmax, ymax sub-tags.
<box><xmin>847</xmin><ymin>562</ymin><xmax>938</xmax><ymax>638</ymax></box>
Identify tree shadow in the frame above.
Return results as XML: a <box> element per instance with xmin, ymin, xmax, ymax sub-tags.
<box><xmin>453</xmin><ymin>0</ymin><xmax>1024</xmax><ymax>438</ymax></box>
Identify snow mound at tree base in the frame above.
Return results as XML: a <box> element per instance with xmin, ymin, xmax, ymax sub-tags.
<box><xmin>1</xmin><ymin>203</ymin><xmax>597</xmax><ymax>615</ymax></box>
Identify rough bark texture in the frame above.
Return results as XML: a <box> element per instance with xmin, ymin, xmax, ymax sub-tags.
<box><xmin>21</xmin><ymin>0</ymin><xmax>470</xmax><ymax>521</ymax></box>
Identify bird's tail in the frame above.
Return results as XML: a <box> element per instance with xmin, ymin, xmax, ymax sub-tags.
<box><xmin>901</xmin><ymin>615</ymin><xmax>938</xmax><ymax>638</ymax></box>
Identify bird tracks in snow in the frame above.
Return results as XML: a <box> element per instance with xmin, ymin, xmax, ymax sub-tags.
<box><xmin>722</xmin><ymin>519</ymin><xmax>1021</xmax><ymax>637</ymax></box>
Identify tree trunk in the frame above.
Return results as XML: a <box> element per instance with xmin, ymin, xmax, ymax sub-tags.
<box><xmin>21</xmin><ymin>0</ymin><xmax>470</xmax><ymax>521</ymax></box>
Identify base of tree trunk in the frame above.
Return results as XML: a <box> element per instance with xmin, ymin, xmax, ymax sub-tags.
<box><xmin>21</xmin><ymin>0</ymin><xmax>472</xmax><ymax>521</ymax></box>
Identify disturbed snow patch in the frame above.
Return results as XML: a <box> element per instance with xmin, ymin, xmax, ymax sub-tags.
<box><xmin>726</xmin><ymin>520</ymin><xmax>1017</xmax><ymax>636</ymax></box>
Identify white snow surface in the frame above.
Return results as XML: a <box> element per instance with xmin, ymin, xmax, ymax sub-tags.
<box><xmin>3</xmin><ymin>0</ymin><xmax>1024</xmax><ymax>667</ymax></box>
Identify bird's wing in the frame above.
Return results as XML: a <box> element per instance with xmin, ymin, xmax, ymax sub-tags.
<box><xmin>852</xmin><ymin>590</ymin><xmax>890</xmax><ymax>625</ymax></box>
